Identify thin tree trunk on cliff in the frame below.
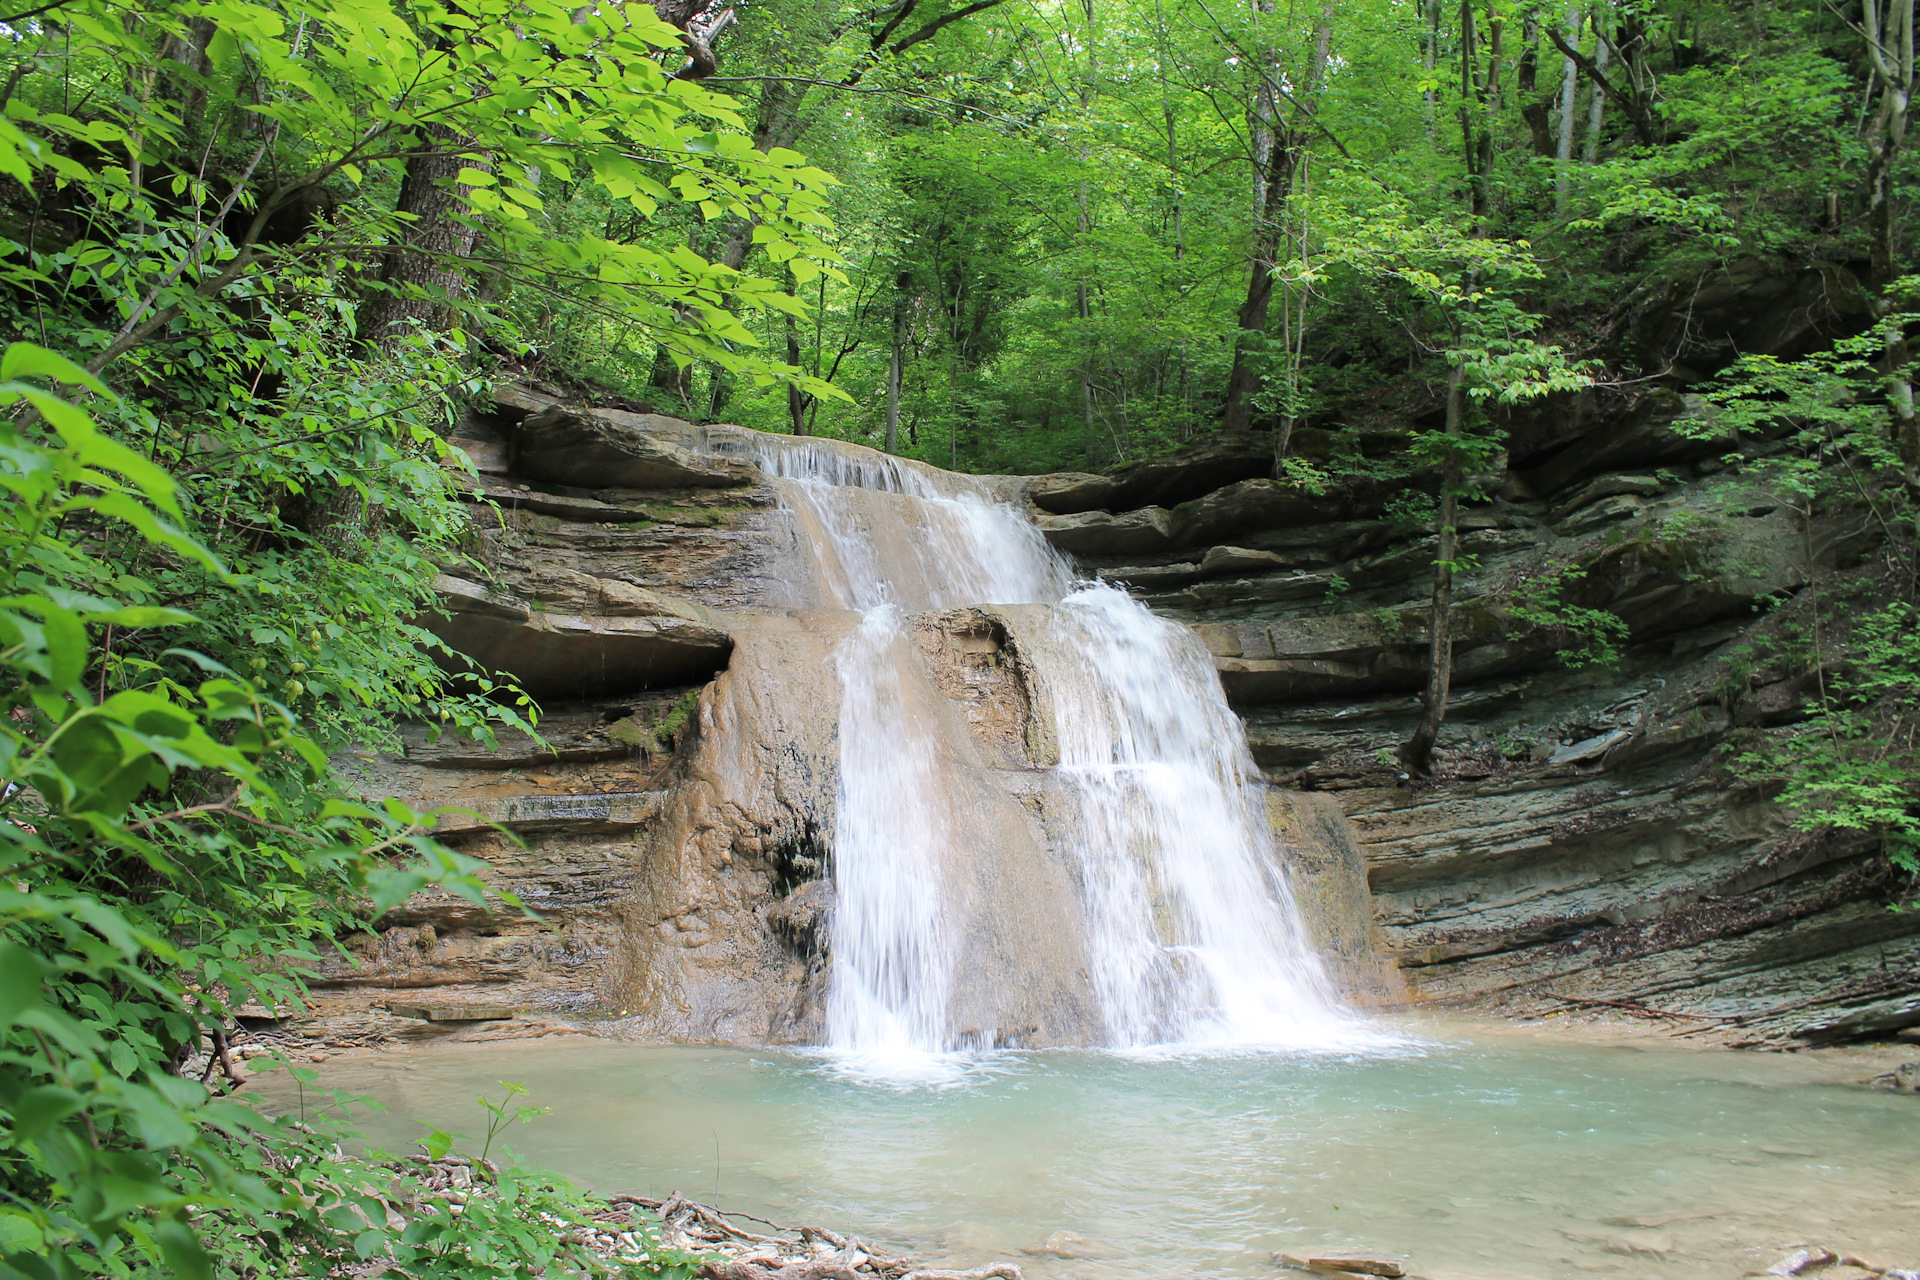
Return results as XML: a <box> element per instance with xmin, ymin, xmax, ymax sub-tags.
<box><xmin>1223</xmin><ymin>3</ymin><xmax>1330</xmax><ymax>438</ymax></box>
<box><xmin>1219</xmin><ymin>0</ymin><xmax>1282</xmax><ymax>438</ymax></box>
<box><xmin>1400</xmin><ymin>377</ymin><xmax>1466</xmax><ymax>776</ymax></box>
<box><xmin>1861</xmin><ymin>0</ymin><xmax>1918</xmax><ymax>488</ymax></box>
<box><xmin>1864</xmin><ymin>0</ymin><xmax>1915</xmax><ymax>291</ymax></box>
<box><xmin>359</xmin><ymin>126</ymin><xmax>489</xmax><ymax>349</ymax></box>
<box><xmin>647</xmin><ymin>340</ymin><xmax>695</xmax><ymax>412</ymax></box>
<box><xmin>885</xmin><ymin>287</ymin><xmax>906</xmax><ymax>454</ymax></box>
<box><xmin>785</xmin><ymin>304</ymin><xmax>808</xmax><ymax>436</ymax></box>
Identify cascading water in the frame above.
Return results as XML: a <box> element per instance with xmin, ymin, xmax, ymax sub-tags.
<box><xmin>1043</xmin><ymin>584</ymin><xmax>1354</xmax><ymax>1047</ymax></box>
<box><xmin>752</xmin><ymin>437</ymin><xmax>1367</xmax><ymax>1066</ymax></box>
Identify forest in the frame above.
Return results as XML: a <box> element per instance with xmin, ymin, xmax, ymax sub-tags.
<box><xmin>0</xmin><ymin>0</ymin><xmax>1915</xmax><ymax>1274</ymax></box>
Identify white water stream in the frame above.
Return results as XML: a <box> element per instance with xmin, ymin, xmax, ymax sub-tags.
<box><xmin>756</xmin><ymin>439</ymin><xmax>1367</xmax><ymax>1068</ymax></box>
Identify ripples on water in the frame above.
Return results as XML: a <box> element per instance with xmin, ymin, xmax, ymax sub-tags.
<box><xmin>264</xmin><ymin>1025</ymin><xmax>1920</xmax><ymax>1279</ymax></box>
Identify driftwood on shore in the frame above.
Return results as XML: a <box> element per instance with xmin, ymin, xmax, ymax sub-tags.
<box><xmin>595</xmin><ymin>1190</ymin><xmax>1021</xmax><ymax>1280</ymax></box>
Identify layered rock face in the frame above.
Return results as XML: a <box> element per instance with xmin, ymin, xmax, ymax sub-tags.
<box><xmin>315</xmin><ymin>375</ymin><xmax>1916</xmax><ymax>1048</ymax></box>
<box><xmin>1039</xmin><ymin>391</ymin><xmax>1918</xmax><ymax>1043</ymax></box>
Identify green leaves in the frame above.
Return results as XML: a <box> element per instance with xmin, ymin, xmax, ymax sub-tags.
<box><xmin>0</xmin><ymin>946</ymin><xmax>43</xmax><ymax>1030</ymax></box>
<box><xmin>0</xmin><ymin>355</ymin><xmax>569</xmax><ymax>1277</ymax></box>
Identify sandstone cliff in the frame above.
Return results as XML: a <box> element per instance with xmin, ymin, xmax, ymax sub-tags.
<box><xmin>305</xmin><ymin>378</ymin><xmax>1917</xmax><ymax>1050</ymax></box>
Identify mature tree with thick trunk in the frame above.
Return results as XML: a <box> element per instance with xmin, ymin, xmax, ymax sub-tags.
<box><xmin>357</xmin><ymin>126</ymin><xmax>490</xmax><ymax>350</ymax></box>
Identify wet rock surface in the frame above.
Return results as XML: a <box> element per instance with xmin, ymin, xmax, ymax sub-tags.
<box><xmin>1031</xmin><ymin>385</ymin><xmax>1919</xmax><ymax>1044</ymax></box>
<box><xmin>317</xmin><ymin>380</ymin><xmax>1917</xmax><ymax>1047</ymax></box>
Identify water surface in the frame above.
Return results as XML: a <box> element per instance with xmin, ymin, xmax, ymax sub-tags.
<box><xmin>262</xmin><ymin>1021</ymin><xmax>1920</xmax><ymax>1279</ymax></box>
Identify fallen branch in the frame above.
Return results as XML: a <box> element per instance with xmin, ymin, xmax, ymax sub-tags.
<box><xmin>700</xmin><ymin>1261</ymin><xmax>864</xmax><ymax>1280</ymax></box>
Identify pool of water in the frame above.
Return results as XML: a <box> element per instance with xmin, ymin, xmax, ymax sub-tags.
<box><xmin>256</xmin><ymin>1019</ymin><xmax>1920</xmax><ymax>1279</ymax></box>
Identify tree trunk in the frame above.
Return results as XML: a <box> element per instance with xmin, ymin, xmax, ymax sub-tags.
<box><xmin>1517</xmin><ymin>13</ymin><xmax>1556</xmax><ymax>157</ymax></box>
<box><xmin>159</xmin><ymin>16</ymin><xmax>217</xmax><ymax>136</ymax></box>
<box><xmin>359</xmin><ymin>125</ymin><xmax>489</xmax><ymax>349</ymax></box>
<box><xmin>785</xmin><ymin>303</ymin><xmax>808</xmax><ymax>436</ymax></box>
<box><xmin>1581</xmin><ymin>27</ymin><xmax>1609</xmax><ymax>160</ymax></box>
<box><xmin>647</xmin><ymin>343</ymin><xmax>695</xmax><ymax>413</ymax></box>
<box><xmin>1889</xmin><ymin>327</ymin><xmax>1919</xmax><ymax>492</ymax></box>
<box><xmin>1555</xmin><ymin>1</ymin><xmax>1580</xmax><ymax>211</ymax></box>
<box><xmin>885</xmin><ymin>287</ymin><xmax>907</xmax><ymax>454</ymax></box>
<box><xmin>1223</xmin><ymin>1</ymin><xmax>1330</xmax><ymax>436</ymax></box>
<box><xmin>1399</xmin><ymin>384</ymin><xmax>1465</xmax><ymax>776</ymax></box>
<box><xmin>1863</xmin><ymin>0</ymin><xmax>1915</xmax><ymax>290</ymax></box>
<box><xmin>1424</xmin><ymin>0</ymin><xmax>1441</xmax><ymax>138</ymax></box>
<box><xmin>1861</xmin><ymin>0</ymin><xmax>1917</xmax><ymax>488</ymax></box>
<box><xmin>1220</xmin><ymin>0</ymin><xmax>1282</xmax><ymax>437</ymax></box>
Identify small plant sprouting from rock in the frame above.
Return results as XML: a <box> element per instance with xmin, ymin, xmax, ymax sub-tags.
<box><xmin>1508</xmin><ymin>560</ymin><xmax>1630</xmax><ymax>668</ymax></box>
<box><xmin>610</xmin><ymin>688</ymin><xmax>704</xmax><ymax>756</ymax></box>
<box><xmin>1732</xmin><ymin>599</ymin><xmax>1920</xmax><ymax>883</ymax></box>
<box><xmin>1322</xmin><ymin>572</ymin><xmax>1351</xmax><ymax>613</ymax></box>
<box><xmin>1384</xmin><ymin>491</ymin><xmax>1437</xmax><ymax>534</ymax></box>
<box><xmin>1493</xmin><ymin>728</ymin><xmax>1535</xmax><ymax>761</ymax></box>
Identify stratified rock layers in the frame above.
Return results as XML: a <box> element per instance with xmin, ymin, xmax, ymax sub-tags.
<box><xmin>315</xmin><ymin>382</ymin><xmax>1917</xmax><ymax>1048</ymax></box>
<box><xmin>1046</xmin><ymin>405</ymin><xmax>1918</xmax><ymax>1042</ymax></box>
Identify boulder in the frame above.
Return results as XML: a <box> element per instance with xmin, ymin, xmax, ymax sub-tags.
<box><xmin>1275</xmin><ymin>1247</ymin><xmax>1408</xmax><ymax>1277</ymax></box>
<box><xmin>1096</xmin><ymin>433</ymin><xmax>1280</xmax><ymax>511</ymax></box>
<box><xmin>1764</xmin><ymin>1247</ymin><xmax>1836</xmax><ymax>1276</ymax></box>
<box><xmin>509</xmin><ymin>404</ymin><xmax>756</xmax><ymax>490</ymax></box>
<box><xmin>1512</xmin><ymin>390</ymin><xmax>1722</xmax><ymax>499</ymax></box>
<box><xmin>1035</xmin><ymin>506</ymin><xmax>1173</xmax><ymax>555</ymax></box>
<box><xmin>1167</xmin><ymin>479</ymin><xmax>1354</xmax><ymax>548</ymax></box>
<box><xmin>1024</xmin><ymin>471</ymin><xmax>1119</xmax><ymax>514</ymax></box>
<box><xmin>1024</xmin><ymin>435</ymin><xmax>1279</xmax><ymax>515</ymax></box>
<box><xmin>1630</xmin><ymin>257</ymin><xmax>1874</xmax><ymax>369</ymax></box>
<box><xmin>422</xmin><ymin>574</ymin><xmax>732</xmax><ymax>698</ymax></box>
<box><xmin>1021</xmin><ymin>1231</ymin><xmax>1117</xmax><ymax>1260</ymax></box>
<box><xmin>1550</xmin><ymin>474</ymin><xmax>1668</xmax><ymax>522</ymax></box>
<box><xmin>1867</xmin><ymin>1061</ymin><xmax>1920</xmax><ymax>1093</ymax></box>
<box><xmin>1798</xmin><ymin>993</ymin><xmax>1920</xmax><ymax>1042</ymax></box>
<box><xmin>1199</xmin><ymin>544</ymin><xmax>1290</xmax><ymax>576</ymax></box>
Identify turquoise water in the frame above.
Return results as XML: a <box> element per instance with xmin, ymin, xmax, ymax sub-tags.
<box><xmin>261</xmin><ymin>1020</ymin><xmax>1920</xmax><ymax>1279</ymax></box>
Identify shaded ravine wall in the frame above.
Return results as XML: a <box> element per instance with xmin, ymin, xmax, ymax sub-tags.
<box><xmin>312</xmin><ymin>378</ymin><xmax>1917</xmax><ymax>1048</ymax></box>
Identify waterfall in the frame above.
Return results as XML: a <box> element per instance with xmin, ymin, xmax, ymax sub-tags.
<box><xmin>753</xmin><ymin>437</ymin><xmax>1364</xmax><ymax>1064</ymax></box>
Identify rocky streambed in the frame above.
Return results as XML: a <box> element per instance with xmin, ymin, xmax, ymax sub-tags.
<box><xmin>244</xmin><ymin>1027</ymin><xmax>1920</xmax><ymax>1280</ymax></box>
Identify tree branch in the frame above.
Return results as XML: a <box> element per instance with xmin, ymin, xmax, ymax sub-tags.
<box><xmin>0</xmin><ymin>0</ymin><xmax>71</xmax><ymax>24</ymax></box>
<box><xmin>888</xmin><ymin>0</ymin><xmax>1003</xmax><ymax>55</ymax></box>
<box><xmin>844</xmin><ymin>0</ymin><xmax>1005</xmax><ymax>86</ymax></box>
<box><xmin>1547</xmin><ymin>28</ymin><xmax>1660</xmax><ymax>145</ymax></box>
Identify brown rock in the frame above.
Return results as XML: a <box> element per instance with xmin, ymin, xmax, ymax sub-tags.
<box><xmin>422</xmin><ymin>575</ymin><xmax>731</xmax><ymax>699</ymax></box>
<box><xmin>1021</xmin><ymin>1231</ymin><xmax>1116</xmax><ymax>1260</ymax></box>
<box><xmin>1602</xmin><ymin>1230</ymin><xmax>1674</xmax><ymax>1257</ymax></box>
<box><xmin>1035</xmin><ymin>506</ymin><xmax>1174</xmax><ymax>555</ymax></box>
<box><xmin>510</xmin><ymin>404</ymin><xmax>756</xmax><ymax>490</ymax></box>
<box><xmin>1199</xmin><ymin>544</ymin><xmax>1290</xmax><ymax>576</ymax></box>
<box><xmin>1765</xmin><ymin>1247</ymin><xmax>1837</xmax><ymax>1276</ymax></box>
<box><xmin>1275</xmin><ymin>1248</ymin><xmax>1408</xmax><ymax>1277</ymax></box>
<box><xmin>1024</xmin><ymin>472</ymin><xmax>1118</xmax><ymax>514</ymax></box>
<box><xmin>385</xmin><ymin>1001</ymin><xmax>523</xmax><ymax>1022</ymax></box>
